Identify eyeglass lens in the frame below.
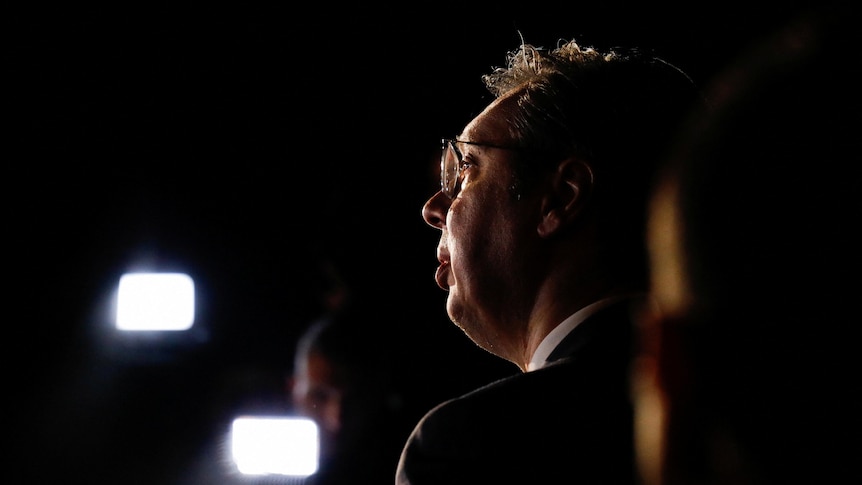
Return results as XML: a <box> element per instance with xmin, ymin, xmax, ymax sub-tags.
<box><xmin>441</xmin><ymin>140</ymin><xmax>460</xmax><ymax>198</ymax></box>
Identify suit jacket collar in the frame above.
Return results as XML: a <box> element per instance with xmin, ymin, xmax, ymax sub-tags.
<box><xmin>544</xmin><ymin>295</ymin><xmax>641</xmax><ymax>365</ymax></box>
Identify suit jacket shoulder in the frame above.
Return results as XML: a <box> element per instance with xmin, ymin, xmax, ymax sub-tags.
<box><xmin>396</xmin><ymin>300</ymin><xmax>637</xmax><ymax>485</ymax></box>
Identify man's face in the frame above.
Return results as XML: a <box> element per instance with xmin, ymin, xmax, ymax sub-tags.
<box><xmin>290</xmin><ymin>351</ymin><xmax>344</xmax><ymax>461</ymax></box>
<box><xmin>421</xmin><ymin>97</ymin><xmax>543</xmax><ymax>356</ymax></box>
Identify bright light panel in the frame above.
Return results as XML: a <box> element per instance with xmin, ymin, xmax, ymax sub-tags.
<box><xmin>231</xmin><ymin>416</ymin><xmax>319</xmax><ymax>476</ymax></box>
<box><xmin>116</xmin><ymin>272</ymin><xmax>195</xmax><ymax>331</ymax></box>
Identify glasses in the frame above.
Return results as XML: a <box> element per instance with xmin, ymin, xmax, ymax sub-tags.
<box><xmin>440</xmin><ymin>138</ymin><xmax>522</xmax><ymax>199</ymax></box>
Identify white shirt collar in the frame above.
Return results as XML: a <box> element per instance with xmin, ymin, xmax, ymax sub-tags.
<box><xmin>526</xmin><ymin>296</ymin><xmax>631</xmax><ymax>372</ymax></box>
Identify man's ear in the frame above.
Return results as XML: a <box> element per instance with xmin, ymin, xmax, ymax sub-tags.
<box><xmin>537</xmin><ymin>157</ymin><xmax>594</xmax><ymax>237</ymax></box>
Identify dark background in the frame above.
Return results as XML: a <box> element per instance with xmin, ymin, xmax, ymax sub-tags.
<box><xmin>9</xmin><ymin>2</ymin><xmax>814</xmax><ymax>483</ymax></box>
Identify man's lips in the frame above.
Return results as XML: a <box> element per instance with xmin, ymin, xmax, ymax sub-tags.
<box><xmin>435</xmin><ymin>261</ymin><xmax>451</xmax><ymax>291</ymax></box>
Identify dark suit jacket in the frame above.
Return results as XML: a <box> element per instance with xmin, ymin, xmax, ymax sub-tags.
<box><xmin>396</xmin><ymin>299</ymin><xmax>637</xmax><ymax>485</ymax></box>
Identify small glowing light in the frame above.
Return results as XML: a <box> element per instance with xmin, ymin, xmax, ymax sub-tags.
<box><xmin>116</xmin><ymin>273</ymin><xmax>195</xmax><ymax>331</ymax></box>
<box><xmin>231</xmin><ymin>416</ymin><xmax>319</xmax><ymax>476</ymax></box>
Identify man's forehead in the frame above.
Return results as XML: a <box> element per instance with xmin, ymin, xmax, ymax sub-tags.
<box><xmin>460</xmin><ymin>97</ymin><xmax>515</xmax><ymax>144</ymax></box>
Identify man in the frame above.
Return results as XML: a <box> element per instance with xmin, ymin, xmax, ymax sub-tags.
<box><xmin>397</xmin><ymin>38</ymin><xmax>706</xmax><ymax>484</ymax></box>
<box><xmin>289</xmin><ymin>300</ymin><xmax>407</xmax><ymax>485</ymax></box>
<box><xmin>634</xmin><ymin>8</ymin><xmax>861</xmax><ymax>484</ymax></box>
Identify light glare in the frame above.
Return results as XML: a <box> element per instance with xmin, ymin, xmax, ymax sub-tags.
<box><xmin>116</xmin><ymin>273</ymin><xmax>195</xmax><ymax>331</ymax></box>
<box><xmin>231</xmin><ymin>416</ymin><xmax>319</xmax><ymax>476</ymax></box>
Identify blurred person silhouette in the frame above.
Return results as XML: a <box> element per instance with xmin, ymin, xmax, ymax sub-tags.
<box><xmin>634</xmin><ymin>7</ymin><xmax>862</xmax><ymax>484</ymax></box>
<box><xmin>398</xmin><ymin>36</ymin><xmax>708</xmax><ymax>485</ymax></box>
<box><xmin>289</xmin><ymin>298</ymin><xmax>407</xmax><ymax>485</ymax></box>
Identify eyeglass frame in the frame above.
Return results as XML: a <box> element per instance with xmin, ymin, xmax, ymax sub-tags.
<box><xmin>440</xmin><ymin>138</ymin><xmax>525</xmax><ymax>199</ymax></box>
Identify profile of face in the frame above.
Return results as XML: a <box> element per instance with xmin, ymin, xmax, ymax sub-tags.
<box><xmin>421</xmin><ymin>97</ymin><xmax>551</xmax><ymax>358</ymax></box>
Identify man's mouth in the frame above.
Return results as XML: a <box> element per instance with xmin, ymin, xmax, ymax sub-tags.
<box><xmin>435</xmin><ymin>261</ymin><xmax>451</xmax><ymax>291</ymax></box>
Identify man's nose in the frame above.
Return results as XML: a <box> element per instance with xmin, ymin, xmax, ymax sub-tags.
<box><xmin>421</xmin><ymin>192</ymin><xmax>448</xmax><ymax>229</ymax></box>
